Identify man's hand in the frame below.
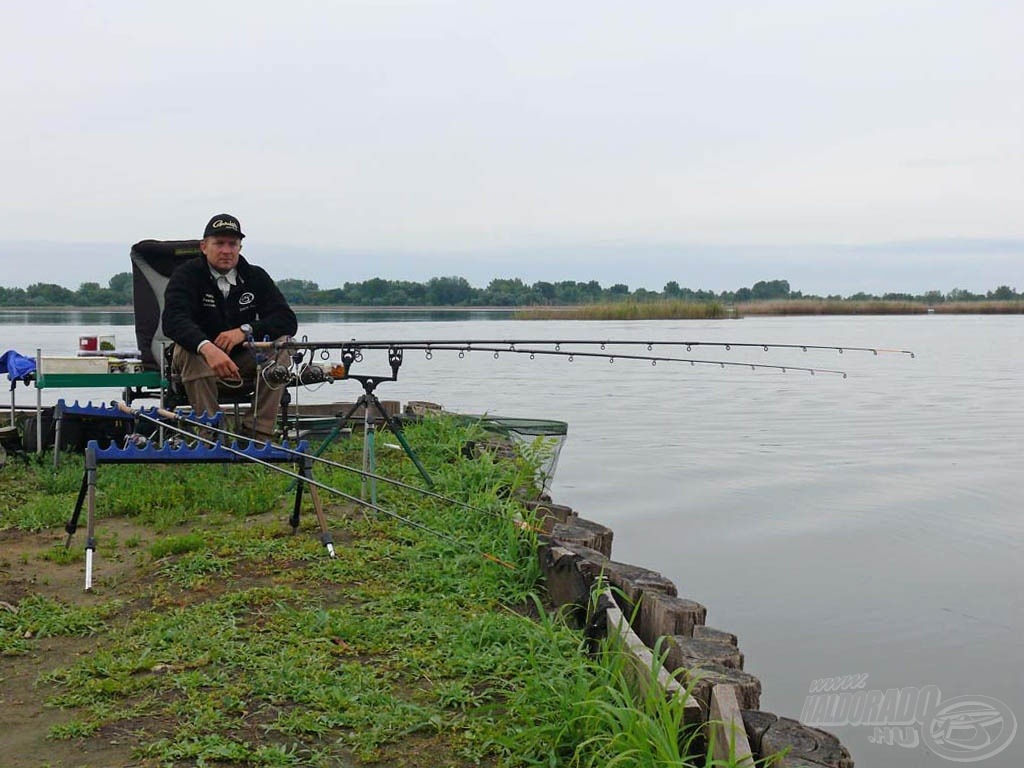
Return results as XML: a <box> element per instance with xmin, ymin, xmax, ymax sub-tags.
<box><xmin>213</xmin><ymin>327</ymin><xmax>247</xmax><ymax>355</ymax></box>
<box><xmin>200</xmin><ymin>342</ymin><xmax>241</xmax><ymax>380</ymax></box>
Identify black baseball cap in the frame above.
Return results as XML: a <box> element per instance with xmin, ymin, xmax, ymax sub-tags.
<box><xmin>203</xmin><ymin>214</ymin><xmax>245</xmax><ymax>239</ymax></box>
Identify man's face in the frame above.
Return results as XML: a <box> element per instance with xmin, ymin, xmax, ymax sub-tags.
<box><xmin>201</xmin><ymin>236</ymin><xmax>242</xmax><ymax>273</ymax></box>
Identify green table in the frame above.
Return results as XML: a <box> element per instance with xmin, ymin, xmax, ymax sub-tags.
<box><xmin>30</xmin><ymin>352</ymin><xmax>165</xmax><ymax>456</ymax></box>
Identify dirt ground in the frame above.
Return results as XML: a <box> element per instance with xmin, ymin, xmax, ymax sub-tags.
<box><xmin>1</xmin><ymin>518</ymin><xmax>165</xmax><ymax>767</ymax></box>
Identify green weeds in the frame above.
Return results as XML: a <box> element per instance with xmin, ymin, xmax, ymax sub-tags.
<box><xmin>0</xmin><ymin>594</ymin><xmax>121</xmax><ymax>656</ymax></box>
<box><xmin>149</xmin><ymin>531</ymin><xmax>207</xmax><ymax>559</ymax></box>
<box><xmin>5</xmin><ymin>414</ymin><xmax>740</xmax><ymax>766</ymax></box>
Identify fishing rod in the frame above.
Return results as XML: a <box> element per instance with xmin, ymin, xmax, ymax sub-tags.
<box><xmin>268</xmin><ymin>339</ymin><xmax>916</xmax><ymax>358</ymax></box>
<box><xmin>129</xmin><ymin>405</ymin><xmax>541</xmax><ymax>532</ymax></box>
<box><xmin>114</xmin><ymin>403</ymin><xmax>519</xmax><ymax>569</ymax></box>
<box><xmin>383</xmin><ymin>344</ymin><xmax>847</xmax><ymax>376</ymax></box>
<box><xmin>252</xmin><ymin>341</ymin><xmax>858</xmax><ymax>377</ymax></box>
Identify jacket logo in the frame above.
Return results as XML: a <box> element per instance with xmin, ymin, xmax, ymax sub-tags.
<box><xmin>202</xmin><ymin>293</ymin><xmax>217</xmax><ymax>307</ymax></box>
<box><xmin>239</xmin><ymin>292</ymin><xmax>255</xmax><ymax>306</ymax></box>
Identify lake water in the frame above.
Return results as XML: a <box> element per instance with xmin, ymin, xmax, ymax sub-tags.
<box><xmin>3</xmin><ymin>311</ymin><xmax>1021</xmax><ymax>767</ymax></box>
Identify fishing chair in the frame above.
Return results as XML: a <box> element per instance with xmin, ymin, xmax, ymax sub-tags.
<box><xmin>130</xmin><ymin>239</ymin><xmax>291</xmax><ymax>430</ymax></box>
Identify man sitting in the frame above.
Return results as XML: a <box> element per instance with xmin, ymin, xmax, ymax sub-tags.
<box><xmin>162</xmin><ymin>214</ymin><xmax>297</xmax><ymax>442</ymax></box>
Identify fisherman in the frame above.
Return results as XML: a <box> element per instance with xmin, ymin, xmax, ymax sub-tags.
<box><xmin>162</xmin><ymin>213</ymin><xmax>297</xmax><ymax>442</ymax></box>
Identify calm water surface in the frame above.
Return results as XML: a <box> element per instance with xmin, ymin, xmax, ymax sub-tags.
<box><xmin>4</xmin><ymin>313</ymin><xmax>1021</xmax><ymax>767</ymax></box>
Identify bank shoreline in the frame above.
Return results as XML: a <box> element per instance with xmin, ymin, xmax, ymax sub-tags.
<box><xmin>536</xmin><ymin>497</ymin><xmax>854</xmax><ymax>766</ymax></box>
<box><xmin>2</xmin><ymin>299</ymin><xmax>1023</xmax><ymax>317</ymax></box>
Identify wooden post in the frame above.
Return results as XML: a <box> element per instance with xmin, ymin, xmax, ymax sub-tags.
<box><xmin>693</xmin><ymin>626</ymin><xmax>738</xmax><ymax>646</ymax></box>
<box><xmin>550</xmin><ymin>516</ymin><xmax>614</xmax><ymax>556</ymax></box>
<box><xmin>636</xmin><ymin>592</ymin><xmax>707</xmax><ymax>647</ymax></box>
<box><xmin>710</xmin><ymin>684</ymin><xmax>755</xmax><ymax>766</ymax></box>
<box><xmin>604</xmin><ymin>591</ymin><xmax>704</xmax><ymax>726</ymax></box>
<box><xmin>666</xmin><ymin>636</ymin><xmax>745</xmax><ymax>671</ymax></box>
<box><xmin>523</xmin><ymin>499</ymin><xmax>576</xmax><ymax>533</ymax></box>
<box><xmin>759</xmin><ymin>715</ymin><xmax>854</xmax><ymax>768</ymax></box>
<box><xmin>675</xmin><ymin>663</ymin><xmax>762</xmax><ymax>713</ymax></box>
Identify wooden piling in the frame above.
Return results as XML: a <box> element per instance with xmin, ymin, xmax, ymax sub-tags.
<box><xmin>710</xmin><ymin>685</ymin><xmax>755</xmax><ymax>766</ymax></box>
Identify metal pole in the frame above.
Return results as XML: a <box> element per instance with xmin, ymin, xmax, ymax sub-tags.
<box><xmin>53</xmin><ymin>402</ymin><xmax>62</xmax><ymax>469</ymax></box>
<box><xmin>36</xmin><ymin>348</ymin><xmax>42</xmax><ymax>456</ymax></box>
<box><xmin>362</xmin><ymin>398</ymin><xmax>375</xmax><ymax>501</ymax></box>
<box><xmin>159</xmin><ymin>342</ymin><xmax>167</xmax><ymax>445</ymax></box>
<box><xmin>84</xmin><ymin>444</ymin><xmax>97</xmax><ymax>590</ymax></box>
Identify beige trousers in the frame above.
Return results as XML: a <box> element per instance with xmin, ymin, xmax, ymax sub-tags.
<box><xmin>171</xmin><ymin>338</ymin><xmax>291</xmax><ymax>439</ymax></box>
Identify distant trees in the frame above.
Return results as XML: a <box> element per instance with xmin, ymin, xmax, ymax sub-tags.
<box><xmin>426</xmin><ymin>276</ymin><xmax>474</xmax><ymax>305</ymax></box>
<box><xmin>108</xmin><ymin>272</ymin><xmax>134</xmax><ymax>304</ymax></box>
<box><xmin>0</xmin><ymin>274</ymin><xmax>136</xmax><ymax>307</ymax></box>
<box><xmin>0</xmin><ymin>272</ymin><xmax>1019</xmax><ymax>308</ymax></box>
<box><xmin>277</xmin><ymin>279</ymin><xmax>321</xmax><ymax>305</ymax></box>
<box><xmin>947</xmin><ymin>288</ymin><xmax>982</xmax><ymax>301</ymax></box>
<box><xmin>751</xmin><ymin>279</ymin><xmax>791</xmax><ymax>300</ymax></box>
<box><xmin>74</xmin><ymin>282</ymin><xmax>110</xmax><ymax>306</ymax></box>
<box><xmin>480</xmin><ymin>278</ymin><xmax>532</xmax><ymax>306</ymax></box>
<box><xmin>23</xmin><ymin>283</ymin><xmax>76</xmax><ymax>306</ymax></box>
<box><xmin>989</xmin><ymin>285</ymin><xmax>1017</xmax><ymax>300</ymax></box>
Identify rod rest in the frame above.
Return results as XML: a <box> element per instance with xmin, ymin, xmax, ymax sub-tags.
<box><xmin>56</xmin><ymin>399</ymin><xmax>224</xmax><ymax>427</ymax></box>
<box><xmin>89</xmin><ymin>439</ymin><xmax>309</xmax><ymax>464</ymax></box>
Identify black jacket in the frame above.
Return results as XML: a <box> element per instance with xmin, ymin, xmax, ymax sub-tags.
<box><xmin>162</xmin><ymin>255</ymin><xmax>298</xmax><ymax>353</ymax></box>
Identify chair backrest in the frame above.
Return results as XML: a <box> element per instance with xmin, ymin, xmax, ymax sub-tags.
<box><xmin>131</xmin><ymin>239</ymin><xmax>202</xmax><ymax>371</ymax></box>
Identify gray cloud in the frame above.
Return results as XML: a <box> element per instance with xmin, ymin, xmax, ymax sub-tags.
<box><xmin>1</xmin><ymin>1</ymin><xmax>1021</xmax><ymax>290</ymax></box>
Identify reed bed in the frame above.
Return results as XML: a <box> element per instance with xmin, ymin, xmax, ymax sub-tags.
<box><xmin>932</xmin><ymin>300</ymin><xmax>1024</xmax><ymax>314</ymax></box>
<box><xmin>516</xmin><ymin>300</ymin><xmax>727</xmax><ymax>320</ymax></box>
<box><xmin>738</xmin><ymin>299</ymin><xmax>927</xmax><ymax>315</ymax></box>
<box><xmin>516</xmin><ymin>298</ymin><xmax>1024</xmax><ymax>319</ymax></box>
<box><xmin>740</xmin><ymin>299</ymin><xmax>1024</xmax><ymax>315</ymax></box>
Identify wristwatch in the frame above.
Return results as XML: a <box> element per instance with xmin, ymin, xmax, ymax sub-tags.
<box><xmin>240</xmin><ymin>323</ymin><xmax>253</xmax><ymax>336</ymax></box>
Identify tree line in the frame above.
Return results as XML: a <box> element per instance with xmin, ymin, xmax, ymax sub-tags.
<box><xmin>0</xmin><ymin>274</ymin><xmax>1019</xmax><ymax>307</ymax></box>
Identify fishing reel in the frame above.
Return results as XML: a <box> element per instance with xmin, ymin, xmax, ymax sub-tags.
<box><xmin>262</xmin><ymin>363</ymin><xmax>293</xmax><ymax>385</ymax></box>
<box><xmin>260</xmin><ymin>361</ymin><xmax>342</xmax><ymax>386</ymax></box>
<box><xmin>297</xmin><ymin>364</ymin><xmax>329</xmax><ymax>384</ymax></box>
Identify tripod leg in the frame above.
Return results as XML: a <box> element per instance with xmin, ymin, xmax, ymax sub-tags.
<box><xmin>369</xmin><ymin>394</ymin><xmax>433</xmax><ymax>488</ymax></box>
<box><xmin>303</xmin><ymin>457</ymin><xmax>335</xmax><ymax>558</ymax></box>
<box><xmin>84</xmin><ymin>445</ymin><xmax>98</xmax><ymax>591</ymax></box>
<box><xmin>53</xmin><ymin>407</ymin><xmax>62</xmax><ymax>469</ymax></box>
<box><xmin>328</xmin><ymin>398</ymin><xmax>365</xmax><ymax>454</ymax></box>
<box><xmin>64</xmin><ymin>471</ymin><xmax>90</xmax><ymax>548</ymax></box>
<box><xmin>290</xmin><ymin>472</ymin><xmax>304</xmax><ymax>533</ymax></box>
<box><xmin>362</xmin><ymin>397</ymin><xmax>375</xmax><ymax>502</ymax></box>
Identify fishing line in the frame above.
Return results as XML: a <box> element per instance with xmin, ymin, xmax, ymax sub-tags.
<box><xmin>134</xmin><ymin>405</ymin><xmax>535</xmax><ymax>529</ymax></box>
<box><xmin>116</xmin><ymin>403</ymin><xmax>519</xmax><ymax>569</ymax></box>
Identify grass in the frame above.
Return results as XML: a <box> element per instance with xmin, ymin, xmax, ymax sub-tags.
<box><xmin>0</xmin><ymin>457</ymin><xmax>286</xmax><ymax>533</ymax></box>
<box><xmin>0</xmin><ymin>595</ymin><xmax>121</xmax><ymax>655</ymax></box>
<box><xmin>2</xmin><ymin>414</ymin><xmax>758</xmax><ymax>767</ymax></box>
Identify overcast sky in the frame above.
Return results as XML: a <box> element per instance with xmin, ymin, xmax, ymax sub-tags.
<box><xmin>2</xmin><ymin>1</ymin><xmax>1021</xmax><ymax>294</ymax></box>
